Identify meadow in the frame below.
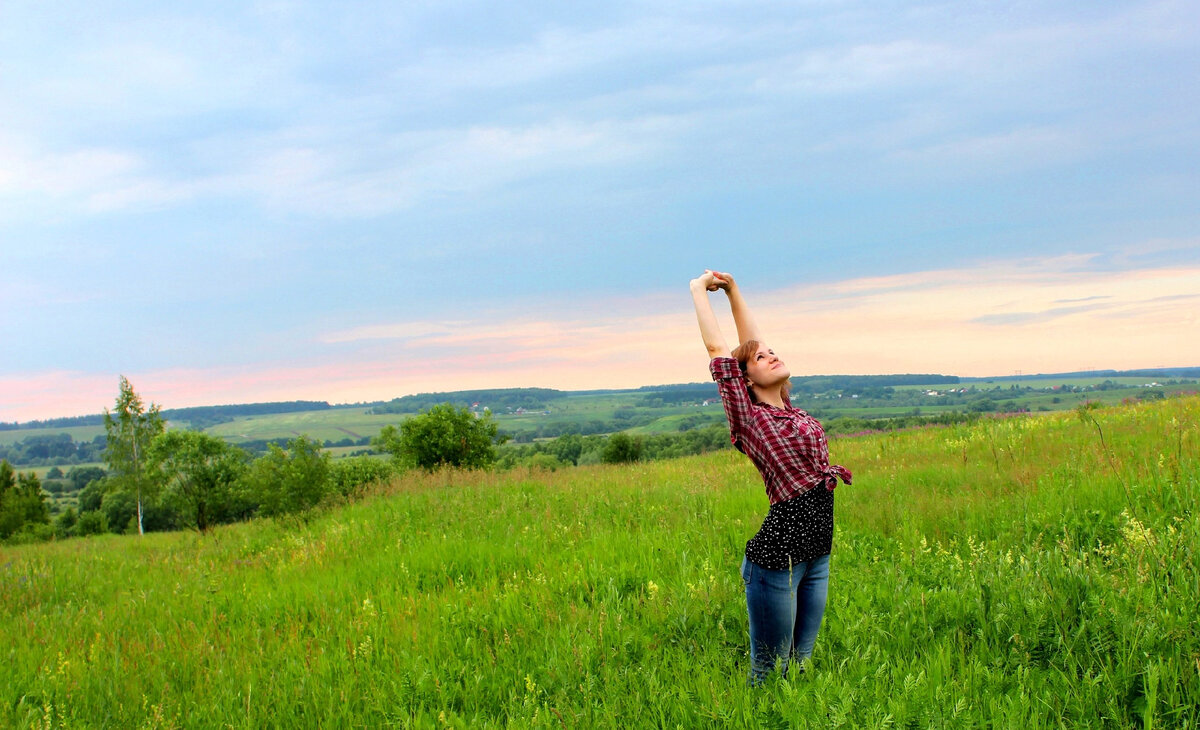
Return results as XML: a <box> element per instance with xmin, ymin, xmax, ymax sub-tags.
<box><xmin>1</xmin><ymin>396</ymin><xmax>1197</xmax><ymax>728</ymax></box>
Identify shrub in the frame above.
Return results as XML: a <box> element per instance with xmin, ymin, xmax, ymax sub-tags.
<box><xmin>329</xmin><ymin>456</ymin><xmax>394</xmax><ymax>497</ymax></box>
<box><xmin>374</xmin><ymin>404</ymin><xmax>505</xmax><ymax>470</ymax></box>
<box><xmin>244</xmin><ymin>437</ymin><xmax>331</xmax><ymax>516</ymax></box>
<box><xmin>76</xmin><ymin>510</ymin><xmax>108</xmax><ymax>536</ymax></box>
<box><xmin>601</xmin><ymin>433</ymin><xmax>643</xmax><ymax>464</ymax></box>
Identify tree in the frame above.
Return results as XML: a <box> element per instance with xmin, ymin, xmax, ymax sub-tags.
<box><xmin>78</xmin><ymin>478</ymin><xmax>107</xmax><ymax>513</ymax></box>
<box><xmin>76</xmin><ymin>509</ymin><xmax>108</xmax><ymax>536</ymax></box>
<box><xmin>102</xmin><ymin>376</ymin><xmax>165</xmax><ymax>535</ymax></box>
<box><xmin>601</xmin><ymin>433</ymin><xmax>643</xmax><ymax>464</ymax></box>
<box><xmin>244</xmin><ymin>436</ymin><xmax>330</xmax><ymax>516</ymax></box>
<box><xmin>0</xmin><ymin>462</ymin><xmax>50</xmax><ymax>540</ymax></box>
<box><xmin>67</xmin><ymin>466</ymin><xmax>106</xmax><ymax>493</ymax></box>
<box><xmin>373</xmin><ymin>403</ymin><xmax>505</xmax><ymax>470</ymax></box>
<box><xmin>549</xmin><ymin>433</ymin><xmax>584</xmax><ymax>466</ymax></box>
<box><xmin>149</xmin><ymin>431</ymin><xmax>248</xmax><ymax>531</ymax></box>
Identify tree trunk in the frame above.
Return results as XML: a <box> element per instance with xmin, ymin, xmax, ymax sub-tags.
<box><xmin>134</xmin><ymin>437</ymin><xmax>144</xmax><ymax>536</ymax></box>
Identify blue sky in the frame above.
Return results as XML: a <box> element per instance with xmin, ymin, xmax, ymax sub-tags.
<box><xmin>2</xmin><ymin>1</ymin><xmax>1198</xmax><ymax>421</ymax></box>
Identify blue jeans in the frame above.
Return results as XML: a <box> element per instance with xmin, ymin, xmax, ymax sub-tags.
<box><xmin>740</xmin><ymin>554</ymin><xmax>830</xmax><ymax>684</ymax></box>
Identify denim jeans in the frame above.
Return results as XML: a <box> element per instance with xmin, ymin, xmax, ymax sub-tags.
<box><xmin>740</xmin><ymin>553</ymin><xmax>830</xmax><ymax>684</ymax></box>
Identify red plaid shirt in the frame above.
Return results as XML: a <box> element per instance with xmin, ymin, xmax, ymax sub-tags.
<box><xmin>710</xmin><ymin>357</ymin><xmax>851</xmax><ymax>504</ymax></box>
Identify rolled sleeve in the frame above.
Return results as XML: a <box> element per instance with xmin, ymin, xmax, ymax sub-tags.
<box><xmin>710</xmin><ymin>357</ymin><xmax>753</xmax><ymax>449</ymax></box>
<box><xmin>709</xmin><ymin>357</ymin><xmax>742</xmax><ymax>381</ymax></box>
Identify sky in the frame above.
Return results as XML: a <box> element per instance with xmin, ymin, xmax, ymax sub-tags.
<box><xmin>1</xmin><ymin>0</ymin><xmax>1198</xmax><ymax>422</ymax></box>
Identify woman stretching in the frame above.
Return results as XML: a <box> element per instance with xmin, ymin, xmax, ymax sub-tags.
<box><xmin>690</xmin><ymin>270</ymin><xmax>852</xmax><ymax>684</ymax></box>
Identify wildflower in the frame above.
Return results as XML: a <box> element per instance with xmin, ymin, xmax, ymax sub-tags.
<box><xmin>354</xmin><ymin>635</ymin><xmax>373</xmax><ymax>659</ymax></box>
<box><xmin>646</xmin><ymin>581</ymin><xmax>659</xmax><ymax>598</ymax></box>
<box><xmin>1119</xmin><ymin>510</ymin><xmax>1156</xmax><ymax>548</ymax></box>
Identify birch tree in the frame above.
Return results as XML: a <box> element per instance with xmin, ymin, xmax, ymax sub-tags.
<box><xmin>102</xmin><ymin>376</ymin><xmax>164</xmax><ymax>535</ymax></box>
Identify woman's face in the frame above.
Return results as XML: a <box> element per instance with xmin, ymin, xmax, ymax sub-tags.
<box><xmin>744</xmin><ymin>343</ymin><xmax>791</xmax><ymax>388</ymax></box>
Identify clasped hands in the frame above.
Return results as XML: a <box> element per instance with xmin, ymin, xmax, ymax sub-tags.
<box><xmin>691</xmin><ymin>269</ymin><xmax>735</xmax><ymax>293</ymax></box>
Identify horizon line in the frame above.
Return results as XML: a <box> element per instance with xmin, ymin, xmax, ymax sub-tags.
<box><xmin>6</xmin><ymin>362</ymin><xmax>1198</xmax><ymax>426</ymax></box>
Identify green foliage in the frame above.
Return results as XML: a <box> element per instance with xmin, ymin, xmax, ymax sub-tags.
<box><xmin>601</xmin><ymin>432</ymin><xmax>643</xmax><ymax>463</ymax></box>
<box><xmin>329</xmin><ymin>456</ymin><xmax>394</xmax><ymax>498</ymax></box>
<box><xmin>54</xmin><ymin>508</ymin><xmax>78</xmax><ymax>538</ymax></box>
<box><xmin>548</xmin><ymin>432</ymin><xmax>584</xmax><ymax>465</ymax></box>
<box><xmin>100</xmin><ymin>489</ymin><xmax>175</xmax><ymax>535</ymax></box>
<box><xmin>523</xmin><ymin>452</ymin><xmax>566</xmax><ymax>471</ymax></box>
<box><xmin>0</xmin><ymin>432</ymin><xmax>105</xmax><ymax>467</ymax></box>
<box><xmin>77</xmin><ymin>478</ymin><xmax>106</xmax><ymax>513</ymax></box>
<box><xmin>66</xmin><ymin>465</ymin><xmax>106</xmax><ymax>492</ymax></box>
<box><xmin>373</xmin><ymin>403</ymin><xmax>505</xmax><ymax>470</ymax></box>
<box><xmin>149</xmin><ymin>431</ymin><xmax>249</xmax><ymax>531</ymax></box>
<box><xmin>0</xmin><ymin>463</ymin><xmax>50</xmax><ymax>541</ymax></box>
<box><xmin>243</xmin><ymin>436</ymin><xmax>331</xmax><ymax>516</ymax></box>
<box><xmin>102</xmin><ymin>376</ymin><xmax>165</xmax><ymax>535</ymax></box>
<box><xmin>75</xmin><ymin>509</ymin><xmax>108</xmax><ymax>536</ymax></box>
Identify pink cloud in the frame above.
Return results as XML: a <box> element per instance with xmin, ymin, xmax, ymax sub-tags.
<box><xmin>3</xmin><ymin>257</ymin><xmax>1199</xmax><ymax>423</ymax></box>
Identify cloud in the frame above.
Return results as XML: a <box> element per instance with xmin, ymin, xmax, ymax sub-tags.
<box><xmin>1054</xmin><ymin>295</ymin><xmax>1112</xmax><ymax>304</ymax></box>
<box><xmin>0</xmin><ymin>114</ymin><xmax>682</xmax><ymax>218</ymax></box>
<box><xmin>4</xmin><ymin>253</ymin><xmax>1199</xmax><ymax>422</ymax></box>
<box><xmin>969</xmin><ymin>303</ymin><xmax>1117</xmax><ymax>326</ymax></box>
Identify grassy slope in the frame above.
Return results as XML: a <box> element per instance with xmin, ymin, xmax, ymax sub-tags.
<box><xmin>1</xmin><ymin>397</ymin><xmax>1198</xmax><ymax>728</ymax></box>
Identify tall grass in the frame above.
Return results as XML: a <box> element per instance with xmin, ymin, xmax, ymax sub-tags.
<box><xmin>2</xmin><ymin>397</ymin><xmax>1197</xmax><ymax>728</ymax></box>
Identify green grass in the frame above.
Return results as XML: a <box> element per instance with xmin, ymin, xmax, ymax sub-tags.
<box><xmin>2</xmin><ymin>397</ymin><xmax>1198</xmax><ymax>728</ymax></box>
<box><xmin>203</xmin><ymin>407</ymin><xmax>396</xmax><ymax>444</ymax></box>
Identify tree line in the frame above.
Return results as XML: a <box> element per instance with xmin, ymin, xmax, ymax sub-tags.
<box><xmin>0</xmin><ymin>433</ymin><xmax>107</xmax><ymax>466</ymax></box>
<box><xmin>368</xmin><ymin>388</ymin><xmax>563</xmax><ymax>415</ymax></box>
<box><xmin>3</xmin><ymin>375</ymin><xmax>1038</xmax><ymax>545</ymax></box>
<box><xmin>0</xmin><ymin>379</ymin><xmax>394</xmax><ymax>544</ymax></box>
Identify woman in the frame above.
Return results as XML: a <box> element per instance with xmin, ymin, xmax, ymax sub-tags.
<box><xmin>690</xmin><ymin>269</ymin><xmax>852</xmax><ymax>684</ymax></box>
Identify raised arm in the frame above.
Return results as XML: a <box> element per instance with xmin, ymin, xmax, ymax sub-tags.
<box><xmin>712</xmin><ymin>271</ymin><xmax>764</xmax><ymax>346</ymax></box>
<box><xmin>691</xmin><ymin>272</ymin><xmax>730</xmax><ymax>359</ymax></box>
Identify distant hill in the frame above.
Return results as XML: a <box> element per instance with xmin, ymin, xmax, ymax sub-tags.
<box><xmin>959</xmin><ymin>367</ymin><xmax>1200</xmax><ymax>382</ymax></box>
<box><xmin>3</xmin><ymin>367</ymin><xmax>1197</xmax><ymax>431</ymax></box>
<box><xmin>0</xmin><ymin>400</ymin><xmax>335</xmax><ymax>432</ymax></box>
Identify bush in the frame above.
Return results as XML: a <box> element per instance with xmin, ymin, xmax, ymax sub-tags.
<box><xmin>54</xmin><ymin>508</ymin><xmax>78</xmax><ymax>538</ymax></box>
<box><xmin>76</xmin><ymin>510</ymin><xmax>108</xmax><ymax>536</ymax></box>
<box><xmin>77</xmin><ymin>478</ymin><xmax>107</xmax><ymax>512</ymax></box>
<box><xmin>549</xmin><ymin>433</ymin><xmax>584</xmax><ymax>466</ymax></box>
<box><xmin>244</xmin><ymin>437</ymin><xmax>331</xmax><ymax>516</ymax></box>
<box><xmin>523</xmin><ymin>453</ymin><xmax>566</xmax><ymax>471</ymax></box>
<box><xmin>601</xmin><ymin>433</ymin><xmax>643</xmax><ymax>464</ymax></box>
<box><xmin>329</xmin><ymin>456</ymin><xmax>394</xmax><ymax>498</ymax></box>
<box><xmin>374</xmin><ymin>404</ymin><xmax>505</xmax><ymax>470</ymax></box>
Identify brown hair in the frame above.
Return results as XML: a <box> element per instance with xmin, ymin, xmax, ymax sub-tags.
<box><xmin>731</xmin><ymin>339</ymin><xmax>791</xmax><ymax>403</ymax></box>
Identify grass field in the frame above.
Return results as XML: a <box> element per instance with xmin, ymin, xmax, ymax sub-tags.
<box><xmin>0</xmin><ymin>425</ymin><xmax>105</xmax><ymax>447</ymax></box>
<box><xmin>2</xmin><ymin>396</ymin><xmax>1197</xmax><ymax>728</ymax></box>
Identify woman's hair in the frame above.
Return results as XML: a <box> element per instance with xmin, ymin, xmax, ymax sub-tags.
<box><xmin>731</xmin><ymin>339</ymin><xmax>791</xmax><ymax>403</ymax></box>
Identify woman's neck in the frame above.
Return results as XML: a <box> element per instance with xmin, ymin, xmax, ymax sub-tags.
<box><xmin>753</xmin><ymin>385</ymin><xmax>787</xmax><ymax>409</ymax></box>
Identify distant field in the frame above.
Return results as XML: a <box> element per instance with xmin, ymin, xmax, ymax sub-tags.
<box><xmin>957</xmin><ymin>375</ymin><xmax>1181</xmax><ymax>388</ymax></box>
<box><xmin>0</xmin><ymin>425</ymin><xmax>105</xmax><ymax>447</ymax></box>
<box><xmin>204</xmin><ymin>407</ymin><xmax>401</xmax><ymax>444</ymax></box>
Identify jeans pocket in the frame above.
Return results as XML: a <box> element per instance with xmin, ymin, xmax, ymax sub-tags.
<box><xmin>740</xmin><ymin>556</ymin><xmax>753</xmax><ymax>586</ymax></box>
